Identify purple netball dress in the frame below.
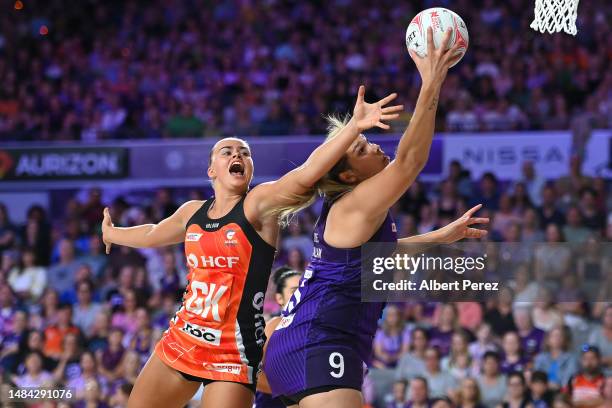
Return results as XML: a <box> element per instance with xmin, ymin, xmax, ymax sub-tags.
<box><xmin>264</xmin><ymin>198</ymin><xmax>397</xmax><ymax>401</ymax></box>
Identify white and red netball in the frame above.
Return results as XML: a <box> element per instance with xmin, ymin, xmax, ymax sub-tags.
<box><xmin>406</xmin><ymin>7</ymin><xmax>469</xmax><ymax>67</ymax></box>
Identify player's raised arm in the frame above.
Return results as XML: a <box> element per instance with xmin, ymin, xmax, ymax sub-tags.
<box><xmin>396</xmin><ymin>204</ymin><xmax>489</xmax><ymax>255</ymax></box>
<box><xmin>248</xmin><ymin>86</ymin><xmax>403</xmax><ymax>218</ymax></box>
<box><xmin>340</xmin><ymin>28</ymin><xmax>462</xmax><ymax>221</ymax></box>
<box><xmin>101</xmin><ymin>200</ymin><xmax>202</xmax><ymax>253</ymax></box>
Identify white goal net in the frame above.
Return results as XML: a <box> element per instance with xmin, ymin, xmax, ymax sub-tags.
<box><xmin>530</xmin><ymin>0</ymin><xmax>580</xmax><ymax>35</ymax></box>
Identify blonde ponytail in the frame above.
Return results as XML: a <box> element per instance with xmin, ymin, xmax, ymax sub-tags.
<box><xmin>270</xmin><ymin>114</ymin><xmax>355</xmax><ymax>227</ymax></box>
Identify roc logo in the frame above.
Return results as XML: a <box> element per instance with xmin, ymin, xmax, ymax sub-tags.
<box><xmin>0</xmin><ymin>151</ymin><xmax>14</xmax><ymax>179</ymax></box>
<box><xmin>224</xmin><ymin>229</ymin><xmax>238</xmax><ymax>246</ymax></box>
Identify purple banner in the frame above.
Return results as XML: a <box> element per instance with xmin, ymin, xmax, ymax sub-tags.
<box><xmin>130</xmin><ymin>135</ymin><xmax>443</xmax><ymax>183</ymax></box>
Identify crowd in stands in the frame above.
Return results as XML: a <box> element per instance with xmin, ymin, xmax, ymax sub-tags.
<box><xmin>0</xmin><ymin>0</ymin><xmax>610</xmax><ymax>141</ymax></box>
<box><xmin>0</xmin><ymin>153</ymin><xmax>609</xmax><ymax>407</ymax></box>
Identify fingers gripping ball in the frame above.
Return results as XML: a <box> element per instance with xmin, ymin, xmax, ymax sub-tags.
<box><xmin>406</xmin><ymin>7</ymin><xmax>469</xmax><ymax>67</ymax></box>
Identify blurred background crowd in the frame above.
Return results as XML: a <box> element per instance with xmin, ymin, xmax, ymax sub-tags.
<box><xmin>0</xmin><ymin>0</ymin><xmax>610</xmax><ymax>407</ymax></box>
<box><xmin>0</xmin><ymin>154</ymin><xmax>609</xmax><ymax>407</ymax></box>
<box><xmin>0</xmin><ymin>0</ymin><xmax>610</xmax><ymax>142</ymax></box>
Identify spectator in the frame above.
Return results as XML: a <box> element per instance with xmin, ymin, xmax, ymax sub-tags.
<box><xmin>96</xmin><ymin>327</ymin><xmax>125</xmax><ymax>382</ymax></box>
<box><xmin>157</xmin><ymin>252</ymin><xmax>182</xmax><ymax>303</ymax></box>
<box><xmin>537</xmin><ymin>187</ymin><xmax>565</xmax><ymax>228</ymax></box>
<box><xmin>43</xmin><ymin>303</ymin><xmax>81</xmax><ymax>359</ymax></box>
<box><xmin>577</xmin><ymin>236</ymin><xmax>608</xmax><ymax>286</ymax></box>
<box><xmin>75</xmin><ymin>378</ymin><xmax>109</xmax><ymax>408</ymax></box>
<box><xmin>500</xmin><ymin>332</ymin><xmax>529</xmax><ymax>375</ymax></box>
<box><xmin>578</xmin><ymin>188</ymin><xmax>606</xmax><ymax>232</ymax></box>
<box><xmin>518</xmin><ymin>162</ymin><xmax>545</xmax><ymax>208</ymax></box>
<box><xmin>562</xmin><ymin>207</ymin><xmax>592</xmax><ymax>244</ymax></box>
<box><xmin>492</xmin><ymin>194</ymin><xmax>522</xmax><ymax>236</ymax></box>
<box><xmin>163</xmin><ymin>103</ymin><xmax>204</xmax><ymax>138</ymax></box>
<box><xmin>109</xmin><ymin>383</ymin><xmax>133</xmax><ymax>408</ymax></box>
<box><xmin>47</xmin><ymin>239</ymin><xmax>81</xmax><ymax>299</ymax></box>
<box><xmin>281</xmin><ymin>222</ymin><xmax>313</xmax><ymax>263</ymax></box>
<box><xmin>10</xmin><ymin>351</ymin><xmax>54</xmax><ymax>387</ymax></box>
<box><xmin>472</xmin><ymin>173</ymin><xmax>500</xmax><ymax>212</ymax></box>
<box><xmin>0</xmin><ymin>203</ymin><xmax>16</xmax><ymax>252</ymax></box>
<box><xmin>484</xmin><ymin>288</ymin><xmax>517</xmax><ymax>337</ymax></box>
<box><xmin>477</xmin><ymin>351</ymin><xmax>507</xmax><ymax>408</ymax></box>
<box><xmin>7</xmin><ymin>248</ymin><xmax>47</xmax><ymax>301</ymax></box>
<box><xmin>468</xmin><ymin>323</ymin><xmax>498</xmax><ymax>370</ymax></box>
<box><xmin>529</xmin><ymin>371</ymin><xmax>553</xmax><ymax>408</ymax></box>
<box><xmin>429</xmin><ymin>304</ymin><xmax>459</xmax><ymax>357</ymax></box>
<box><xmin>533</xmin><ymin>224</ymin><xmax>572</xmax><ymax>283</ymax></box>
<box><xmin>556</xmin><ymin>155</ymin><xmax>592</xmax><ymax>205</ymax></box>
<box><xmin>500</xmin><ymin>372</ymin><xmax>533</xmax><ymax>408</ymax></box>
<box><xmin>513</xmin><ymin>307</ymin><xmax>546</xmax><ymax>359</ymax></box>
<box><xmin>457</xmin><ymin>377</ymin><xmax>486</xmax><ymax>408</ymax></box>
<box><xmin>67</xmin><ymin>351</ymin><xmax>108</xmax><ymax>403</ymax></box>
<box><xmin>286</xmin><ymin>247</ymin><xmax>307</xmax><ymax>274</ymax></box>
<box><xmin>373</xmin><ymin>305</ymin><xmax>411</xmax><ymax>369</ymax></box>
<box><xmin>565</xmin><ymin>345</ymin><xmax>605</xmax><ymax>408</ymax></box>
<box><xmin>441</xmin><ymin>330</ymin><xmax>474</xmax><ymax>380</ymax></box>
<box><xmin>385</xmin><ymin>379</ymin><xmax>410</xmax><ymax>408</ymax></box>
<box><xmin>88</xmin><ymin>311</ymin><xmax>112</xmax><ymax>354</ymax></box>
<box><xmin>396</xmin><ymin>327</ymin><xmax>428</xmax><ymax>382</ymax></box>
<box><xmin>534</xmin><ymin>326</ymin><xmax>579</xmax><ymax>390</ymax></box>
<box><xmin>52</xmin><ymin>332</ymin><xmax>83</xmax><ymax>384</ymax></box>
<box><xmin>5</xmin><ymin>329</ymin><xmax>56</xmax><ymax>376</ymax></box>
<box><xmin>0</xmin><ymin>310</ymin><xmax>27</xmax><ymax>362</ymax></box>
<box><xmin>78</xmin><ymin>234</ymin><xmax>108</xmax><ymax>280</ymax></box>
<box><xmin>422</xmin><ymin>346</ymin><xmax>458</xmax><ymax>399</ymax></box>
<box><xmin>511</xmin><ymin>265</ymin><xmax>542</xmax><ymax>308</ymax></box>
<box><xmin>111</xmin><ymin>289</ymin><xmax>140</xmax><ymax>336</ymax></box>
<box><xmin>73</xmin><ymin>280</ymin><xmax>103</xmax><ymax>337</ymax></box>
<box><xmin>520</xmin><ymin>209</ymin><xmax>544</xmax><ymax>245</ymax></box>
<box><xmin>532</xmin><ymin>288</ymin><xmax>564</xmax><ymax>332</ymax></box>
<box><xmin>407</xmin><ymin>377</ymin><xmax>432</xmax><ymax>408</ymax></box>
<box><xmin>587</xmin><ymin>305</ymin><xmax>612</xmax><ymax>376</ymax></box>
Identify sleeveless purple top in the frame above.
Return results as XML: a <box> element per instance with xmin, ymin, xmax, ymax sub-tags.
<box><xmin>281</xmin><ymin>198</ymin><xmax>398</xmax><ymax>364</ymax></box>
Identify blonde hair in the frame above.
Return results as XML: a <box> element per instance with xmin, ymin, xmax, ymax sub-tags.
<box><xmin>272</xmin><ymin>114</ymin><xmax>355</xmax><ymax>227</ymax></box>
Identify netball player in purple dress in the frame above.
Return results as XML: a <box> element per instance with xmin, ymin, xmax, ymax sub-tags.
<box><xmin>263</xmin><ymin>28</ymin><xmax>489</xmax><ymax>408</ymax></box>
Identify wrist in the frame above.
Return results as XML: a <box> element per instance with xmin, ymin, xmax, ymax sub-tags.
<box><xmin>348</xmin><ymin>116</ymin><xmax>364</xmax><ymax>133</ymax></box>
<box><xmin>421</xmin><ymin>81</ymin><xmax>441</xmax><ymax>95</ymax></box>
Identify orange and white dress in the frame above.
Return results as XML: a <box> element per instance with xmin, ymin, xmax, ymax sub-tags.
<box><xmin>154</xmin><ymin>197</ymin><xmax>276</xmax><ymax>386</ymax></box>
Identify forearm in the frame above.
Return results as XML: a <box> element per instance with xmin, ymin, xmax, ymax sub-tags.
<box><xmin>106</xmin><ymin>224</ymin><xmax>157</xmax><ymax>248</ymax></box>
<box><xmin>395</xmin><ymin>83</ymin><xmax>441</xmax><ymax>168</ymax></box>
<box><xmin>397</xmin><ymin>229</ymin><xmax>447</xmax><ymax>255</ymax></box>
<box><xmin>296</xmin><ymin>118</ymin><xmax>360</xmax><ymax>187</ymax></box>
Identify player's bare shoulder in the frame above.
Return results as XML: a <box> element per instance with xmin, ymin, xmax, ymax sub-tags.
<box><xmin>176</xmin><ymin>200</ymin><xmax>206</xmax><ymax>227</ymax></box>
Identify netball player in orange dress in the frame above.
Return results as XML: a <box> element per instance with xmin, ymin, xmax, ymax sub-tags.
<box><xmin>101</xmin><ymin>86</ymin><xmax>402</xmax><ymax>408</ymax></box>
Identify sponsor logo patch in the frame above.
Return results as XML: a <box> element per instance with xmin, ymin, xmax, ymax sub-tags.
<box><xmin>203</xmin><ymin>363</ymin><xmax>242</xmax><ymax>374</ymax></box>
<box><xmin>181</xmin><ymin>321</ymin><xmax>222</xmax><ymax>346</ymax></box>
<box><xmin>224</xmin><ymin>228</ymin><xmax>238</xmax><ymax>246</ymax></box>
<box><xmin>276</xmin><ymin>314</ymin><xmax>295</xmax><ymax>330</ymax></box>
<box><xmin>186</xmin><ymin>233</ymin><xmax>203</xmax><ymax>242</ymax></box>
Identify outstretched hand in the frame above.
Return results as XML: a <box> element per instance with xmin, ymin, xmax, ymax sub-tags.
<box><xmin>440</xmin><ymin>204</ymin><xmax>489</xmax><ymax>243</ymax></box>
<box><xmin>409</xmin><ymin>27</ymin><xmax>463</xmax><ymax>86</ymax></box>
<box><xmin>352</xmin><ymin>85</ymin><xmax>404</xmax><ymax>132</ymax></box>
<box><xmin>102</xmin><ymin>207</ymin><xmax>114</xmax><ymax>254</ymax></box>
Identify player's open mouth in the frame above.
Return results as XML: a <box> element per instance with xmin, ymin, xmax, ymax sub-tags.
<box><xmin>229</xmin><ymin>161</ymin><xmax>245</xmax><ymax>177</ymax></box>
